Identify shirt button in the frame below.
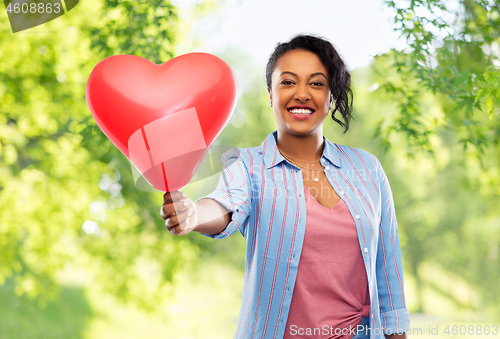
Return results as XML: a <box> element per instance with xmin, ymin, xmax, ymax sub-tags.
<box><xmin>355</xmin><ymin>215</ymin><xmax>360</xmax><ymax>219</ymax></box>
<box><xmin>364</xmin><ymin>247</ymin><xmax>368</xmax><ymax>252</ymax></box>
<box><xmin>325</xmin><ymin>166</ymin><xmax>329</xmax><ymax>170</ymax></box>
<box><xmin>339</xmin><ymin>190</ymin><xmax>344</xmax><ymax>195</ymax></box>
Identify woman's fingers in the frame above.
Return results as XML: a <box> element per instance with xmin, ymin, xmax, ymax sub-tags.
<box><xmin>161</xmin><ymin>191</ymin><xmax>197</xmax><ymax>236</ymax></box>
<box><xmin>166</xmin><ymin>206</ymin><xmax>195</xmax><ymax>235</ymax></box>
<box><xmin>161</xmin><ymin>199</ymin><xmax>189</xmax><ymax>220</ymax></box>
<box><xmin>163</xmin><ymin>191</ymin><xmax>186</xmax><ymax>205</ymax></box>
<box><xmin>167</xmin><ymin>218</ymin><xmax>190</xmax><ymax>236</ymax></box>
<box><xmin>161</xmin><ymin>192</ymin><xmax>189</xmax><ymax>220</ymax></box>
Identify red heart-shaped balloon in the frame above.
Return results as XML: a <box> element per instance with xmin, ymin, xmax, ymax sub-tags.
<box><xmin>86</xmin><ymin>53</ymin><xmax>238</xmax><ymax>192</ymax></box>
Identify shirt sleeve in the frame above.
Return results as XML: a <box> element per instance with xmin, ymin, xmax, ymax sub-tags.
<box><xmin>195</xmin><ymin>147</ymin><xmax>252</xmax><ymax>239</ymax></box>
<box><xmin>375</xmin><ymin>159</ymin><xmax>411</xmax><ymax>335</ymax></box>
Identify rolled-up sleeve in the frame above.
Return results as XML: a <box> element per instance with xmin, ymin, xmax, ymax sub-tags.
<box><xmin>195</xmin><ymin>147</ymin><xmax>252</xmax><ymax>239</ymax></box>
<box><xmin>375</xmin><ymin>160</ymin><xmax>411</xmax><ymax>335</ymax></box>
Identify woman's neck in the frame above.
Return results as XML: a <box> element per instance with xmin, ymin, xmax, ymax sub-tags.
<box><xmin>275</xmin><ymin>129</ymin><xmax>324</xmax><ymax>162</ymax></box>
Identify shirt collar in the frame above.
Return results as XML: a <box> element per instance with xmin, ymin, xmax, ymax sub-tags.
<box><xmin>258</xmin><ymin>130</ymin><xmax>342</xmax><ymax>170</ymax></box>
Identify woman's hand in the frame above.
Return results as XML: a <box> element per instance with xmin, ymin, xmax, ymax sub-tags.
<box><xmin>161</xmin><ymin>191</ymin><xmax>198</xmax><ymax>236</ymax></box>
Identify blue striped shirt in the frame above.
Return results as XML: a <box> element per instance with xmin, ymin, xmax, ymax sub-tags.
<box><xmin>196</xmin><ymin>130</ymin><xmax>410</xmax><ymax>339</ymax></box>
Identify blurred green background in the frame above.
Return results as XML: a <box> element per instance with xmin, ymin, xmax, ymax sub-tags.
<box><xmin>0</xmin><ymin>0</ymin><xmax>499</xmax><ymax>338</ymax></box>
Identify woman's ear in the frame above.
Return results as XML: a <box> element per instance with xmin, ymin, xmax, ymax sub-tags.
<box><xmin>267</xmin><ymin>87</ymin><xmax>272</xmax><ymax>107</ymax></box>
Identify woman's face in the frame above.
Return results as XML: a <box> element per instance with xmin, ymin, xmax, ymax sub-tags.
<box><xmin>268</xmin><ymin>49</ymin><xmax>332</xmax><ymax>137</ymax></box>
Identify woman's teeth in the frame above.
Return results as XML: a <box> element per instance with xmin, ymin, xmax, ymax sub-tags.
<box><xmin>289</xmin><ymin>108</ymin><xmax>314</xmax><ymax>115</ymax></box>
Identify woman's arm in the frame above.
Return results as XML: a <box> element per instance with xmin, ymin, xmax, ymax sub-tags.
<box><xmin>375</xmin><ymin>159</ymin><xmax>411</xmax><ymax>335</ymax></box>
<box><xmin>193</xmin><ymin>147</ymin><xmax>252</xmax><ymax>239</ymax></box>
<box><xmin>192</xmin><ymin>198</ymin><xmax>232</xmax><ymax>235</ymax></box>
<box><xmin>162</xmin><ymin>192</ymin><xmax>232</xmax><ymax>236</ymax></box>
<box><xmin>386</xmin><ymin>333</ymin><xmax>407</xmax><ymax>339</ymax></box>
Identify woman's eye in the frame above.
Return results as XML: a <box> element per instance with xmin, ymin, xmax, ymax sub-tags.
<box><xmin>281</xmin><ymin>80</ymin><xmax>294</xmax><ymax>85</ymax></box>
<box><xmin>311</xmin><ymin>82</ymin><xmax>324</xmax><ymax>86</ymax></box>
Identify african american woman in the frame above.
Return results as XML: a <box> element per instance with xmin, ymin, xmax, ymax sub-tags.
<box><xmin>161</xmin><ymin>34</ymin><xmax>410</xmax><ymax>339</ymax></box>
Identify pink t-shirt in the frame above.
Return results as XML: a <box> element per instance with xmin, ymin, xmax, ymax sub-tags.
<box><xmin>283</xmin><ymin>186</ymin><xmax>370</xmax><ymax>339</ymax></box>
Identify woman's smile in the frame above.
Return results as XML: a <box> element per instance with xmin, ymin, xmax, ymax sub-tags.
<box><xmin>287</xmin><ymin>105</ymin><xmax>316</xmax><ymax>119</ymax></box>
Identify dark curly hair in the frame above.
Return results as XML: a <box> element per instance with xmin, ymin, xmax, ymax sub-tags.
<box><xmin>266</xmin><ymin>34</ymin><xmax>353</xmax><ymax>132</ymax></box>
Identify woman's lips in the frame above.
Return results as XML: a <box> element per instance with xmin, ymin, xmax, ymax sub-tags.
<box><xmin>287</xmin><ymin>107</ymin><xmax>315</xmax><ymax>120</ymax></box>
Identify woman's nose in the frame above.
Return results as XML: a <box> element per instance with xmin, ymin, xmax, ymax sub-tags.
<box><xmin>294</xmin><ymin>83</ymin><xmax>310</xmax><ymax>102</ymax></box>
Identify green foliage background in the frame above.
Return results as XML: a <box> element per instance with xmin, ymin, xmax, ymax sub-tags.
<box><xmin>0</xmin><ymin>0</ymin><xmax>499</xmax><ymax>338</ymax></box>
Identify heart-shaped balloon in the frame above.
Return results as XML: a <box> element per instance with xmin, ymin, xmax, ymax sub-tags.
<box><xmin>86</xmin><ymin>53</ymin><xmax>238</xmax><ymax>192</ymax></box>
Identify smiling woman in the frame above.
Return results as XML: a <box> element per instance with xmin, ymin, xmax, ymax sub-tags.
<box><xmin>161</xmin><ymin>34</ymin><xmax>410</xmax><ymax>339</ymax></box>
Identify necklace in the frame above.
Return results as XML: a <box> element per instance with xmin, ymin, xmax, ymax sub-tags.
<box><xmin>278</xmin><ymin>149</ymin><xmax>322</xmax><ymax>164</ymax></box>
<box><xmin>279</xmin><ymin>149</ymin><xmax>325</xmax><ymax>182</ymax></box>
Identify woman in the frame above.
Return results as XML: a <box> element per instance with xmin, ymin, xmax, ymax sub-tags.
<box><xmin>161</xmin><ymin>34</ymin><xmax>410</xmax><ymax>339</ymax></box>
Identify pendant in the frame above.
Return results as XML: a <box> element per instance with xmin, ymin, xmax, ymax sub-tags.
<box><xmin>313</xmin><ymin>177</ymin><xmax>319</xmax><ymax>182</ymax></box>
